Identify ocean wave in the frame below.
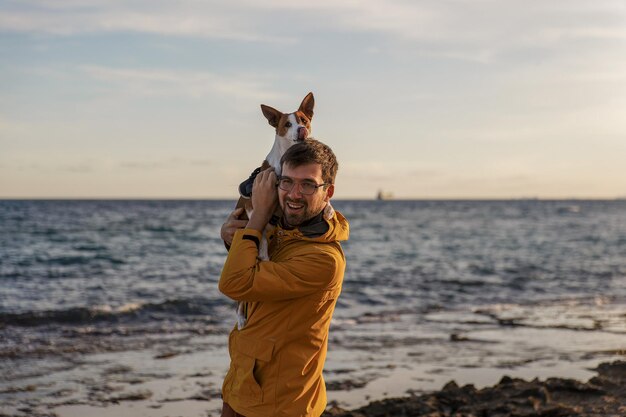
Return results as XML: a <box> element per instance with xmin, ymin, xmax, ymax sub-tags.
<box><xmin>0</xmin><ymin>298</ymin><xmax>222</xmax><ymax>327</ymax></box>
<box><xmin>44</xmin><ymin>254</ymin><xmax>126</xmax><ymax>266</ymax></box>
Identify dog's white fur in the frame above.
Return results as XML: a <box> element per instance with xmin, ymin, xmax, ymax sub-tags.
<box><xmin>264</xmin><ymin>114</ymin><xmax>301</xmax><ymax>176</ymax></box>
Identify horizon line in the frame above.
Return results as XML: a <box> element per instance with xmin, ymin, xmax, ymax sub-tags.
<box><xmin>1</xmin><ymin>196</ymin><xmax>625</xmax><ymax>201</ymax></box>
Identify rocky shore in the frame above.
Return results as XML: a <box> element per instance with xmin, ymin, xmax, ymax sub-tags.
<box><xmin>323</xmin><ymin>361</ymin><xmax>626</xmax><ymax>417</ymax></box>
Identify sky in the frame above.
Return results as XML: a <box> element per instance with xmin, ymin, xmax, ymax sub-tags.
<box><xmin>1</xmin><ymin>0</ymin><xmax>625</xmax><ymax>199</ymax></box>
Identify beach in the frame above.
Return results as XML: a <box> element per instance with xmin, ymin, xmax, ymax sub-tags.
<box><xmin>1</xmin><ymin>200</ymin><xmax>625</xmax><ymax>416</ymax></box>
<box><xmin>2</xmin><ymin>350</ymin><xmax>625</xmax><ymax>416</ymax></box>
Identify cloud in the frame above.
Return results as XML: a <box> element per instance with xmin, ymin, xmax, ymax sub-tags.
<box><xmin>10</xmin><ymin>1</ymin><xmax>622</xmax><ymax>89</ymax></box>
<box><xmin>8</xmin><ymin>161</ymin><xmax>95</xmax><ymax>174</ymax></box>
<box><xmin>1</xmin><ymin>0</ymin><xmax>624</xmax><ymax>70</ymax></box>
<box><xmin>119</xmin><ymin>158</ymin><xmax>211</xmax><ymax>170</ymax></box>
<box><xmin>81</xmin><ymin>65</ymin><xmax>282</xmax><ymax>101</ymax></box>
<box><xmin>340</xmin><ymin>161</ymin><xmax>442</xmax><ymax>183</ymax></box>
<box><xmin>6</xmin><ymin>157</ymin><xmax>211</xmax><ymax>175</ymax></box>
<box><xmin>0</xmin><ymin>0</ymin><xmax>295</xmax><ymax>43</ymax></box>
<box><xmin>61</xmin><ymin>164</ymin><xmax>94</xmax><ymax>173</ymax></box>
<box><xmin>3</xmin><ymin>0</ymin><xmax>624</xmax><ymax>51</ymax></box>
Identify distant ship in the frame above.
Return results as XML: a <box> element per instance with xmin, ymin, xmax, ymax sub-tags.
<box><xmin>556</xmin><ymin>205</ymin><xmax>580</xmax><ymax>214</ymax></box>
<box><xmin>376</xmin><ymin>190</ymin><xmax>393</xmax><ymax>200</ymax></box>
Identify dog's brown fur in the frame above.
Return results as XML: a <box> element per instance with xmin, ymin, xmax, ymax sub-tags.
<box><xmin>235</xmin><ymin>93</ymin><xmax>315</xmax><ymax>224</ymax></box>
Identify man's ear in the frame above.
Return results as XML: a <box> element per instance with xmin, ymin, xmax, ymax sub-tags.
<box><xmin>261</xmin><ymin>104</ymin><xmax>282</xmax><ymax>128</ymax></box>
<box><xmin>324</xmin><ymin>184</ymin><xmax>334</xmax><ymax>202</ymax></box>
<box><xmin>299</xmin><ymin>92</ymin><xmax>314</xmax><ymax>120</ymax></box>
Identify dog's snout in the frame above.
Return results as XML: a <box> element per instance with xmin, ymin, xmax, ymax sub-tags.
<box><xmin>297</xmin><ymin>126</ymin><xmax>309</xmax><ymax>141</ymax></box>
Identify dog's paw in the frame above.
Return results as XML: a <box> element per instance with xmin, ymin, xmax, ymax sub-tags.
<box><xmin>324</xmin><ymin>203</ymin><xmax>335</xmax><ymax>220</ymax></box>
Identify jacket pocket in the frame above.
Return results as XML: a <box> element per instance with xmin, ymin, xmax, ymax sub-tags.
<box><xmin>231</xmin><ymin>334</ymin><xmax>275</xmax><ymax>404</ymax></box>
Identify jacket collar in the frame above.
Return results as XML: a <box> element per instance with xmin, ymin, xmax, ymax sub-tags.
<box><xmin>280</xmin><ymin>210</ymin><xmax>329</xmax><ymax>238</ymax></box>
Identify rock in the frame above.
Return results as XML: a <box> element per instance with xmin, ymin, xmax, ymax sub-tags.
<box><xmin>449</xmin><ymin>333</ymin><xmax>469</xmax><ymax>342</ymax></box>
<box><xmin>326</xmin><ymin>379</ymin><xmax>369</xmax><ymax>391</ymax></box>
<box><xmin>102</xmin><ymin>365</ymin><xmax>132</xmax><ymax>375</ymax></box>
<box><xmin>104</xmin><ymin>390</ymin><xmax>153</xmax><ymax>403</ymax></box>
<box><xmin>322</xmin><ymin>361</ymin><xmax>626</xmax><ymax>417</ymax></box>
<box><xmin>441</xmin><ymin>381</ymin><xmax>458</xmax><ymax>391</ymax></box>
<box><xmin>0</xmin><ymin>385</ymin><xmax>37</xmax><ymax>394</ymax></box>
<box><xmin>154</xmin><ymin>351</ymin><xmax>180</xmax><ymax>359</ymax></box>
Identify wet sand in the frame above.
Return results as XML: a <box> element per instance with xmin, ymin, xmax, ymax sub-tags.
<box><xmin>2</xmin><ymin>303</ymin><xmax>625</xmax><ymax>417</ymax></box>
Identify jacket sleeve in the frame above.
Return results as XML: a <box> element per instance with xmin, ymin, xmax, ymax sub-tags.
<box><xmin>218</xmin><ymin>228</ymin><xmax>341</xmax><ymax>302</ymax></box>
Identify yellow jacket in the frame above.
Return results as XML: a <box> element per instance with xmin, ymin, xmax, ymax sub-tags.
<box><xmin>219</xmin><ymin>209</ymin><xmax>349</xmax><ymax>417</ymax></box>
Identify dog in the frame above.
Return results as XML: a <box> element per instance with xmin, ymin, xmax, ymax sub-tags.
<box><xmin>232</xmin><ymin>93</ymin><xmax>315</xmax><ymax>329</ymax></box>
<box><xmin>236</xmin><ymin>92</ymin><xmax>315</xmax><ymax>259</ymax></box>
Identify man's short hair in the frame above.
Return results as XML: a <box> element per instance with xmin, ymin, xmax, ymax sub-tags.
<box><xmin>280</xmin><ymin>139</ymin><xmax>338</xmax><ymax>184</ymax></box>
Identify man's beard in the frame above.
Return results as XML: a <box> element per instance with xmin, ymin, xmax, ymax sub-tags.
<box><xmin>282</xmin><ymin>197</ymin><xmax>316</xmax><ymax>227</ymax></box>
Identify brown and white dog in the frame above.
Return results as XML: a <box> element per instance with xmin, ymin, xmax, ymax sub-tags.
<box><xmin>260</xmin><ymin>92</ymin><xmax>314</xmax><ymax>176</ymax></box>
<box><xmin>235</xmin><ymin>92</ymin><xmax>315</xmax><ymax>261</ymax></box>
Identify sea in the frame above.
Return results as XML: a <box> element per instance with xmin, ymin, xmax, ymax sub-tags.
<box><xmin>1</xmin><ymin>199</ymin><xmax>625</xmax><ymax>416</ymax></box>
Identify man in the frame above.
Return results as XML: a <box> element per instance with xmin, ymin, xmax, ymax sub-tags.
<box><xmin>219</xmin><ymin>139</ymin><xmax>349</xmax><ymax>417</ymax></box>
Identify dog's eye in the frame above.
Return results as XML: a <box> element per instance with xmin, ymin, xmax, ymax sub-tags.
<box><xmin>285</xmin><ymin>122</ymin><xmax>292</xmax><ymax>128</ymax></box>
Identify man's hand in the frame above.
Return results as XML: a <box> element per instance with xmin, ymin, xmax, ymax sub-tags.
<box><xmin>247</xmin><ymin>168</ymin><xmax>278</xmax><ymax>232</ymax></box>
<box><xmin>221</xmin><ymin>207</ymin><xmax>248</xmax><ymax>246</ymax></box>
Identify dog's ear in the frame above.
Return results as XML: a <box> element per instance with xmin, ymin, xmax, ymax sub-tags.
<box><xmin>261</xmin><ymin>104</ymin><xmax>282</xmax><ymax>128</ymax></box>
<box><xmin>299</xmin><ymin>92</ymin><xmax>314</xmax><ymax>120</ymax></box>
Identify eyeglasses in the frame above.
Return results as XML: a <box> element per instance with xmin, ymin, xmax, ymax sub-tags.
<box><xmin>276</xmin><ymin>176</ymin><xmax>330</xmax><ymax>195</ymax></box>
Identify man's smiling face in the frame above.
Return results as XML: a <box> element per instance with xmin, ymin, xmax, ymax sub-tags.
<box><xmin>278</xmin><ymin>162</ymin><xmax>334</xmax><ymax>227</ymax></box>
